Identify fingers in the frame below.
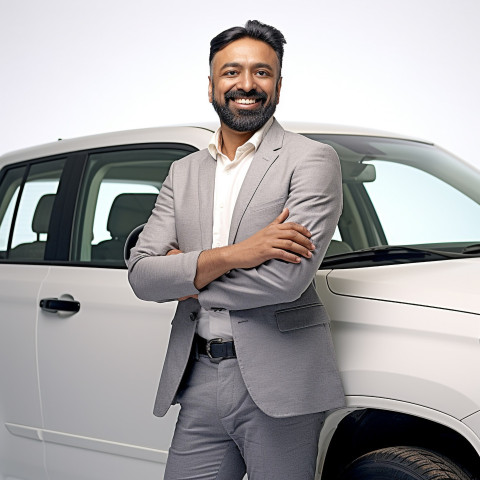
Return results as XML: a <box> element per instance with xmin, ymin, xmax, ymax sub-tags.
<box><xmin>269</xmin><ymin>208</ymin><xmax>312</xmax><ymax>241</ymax></box>
<box><xmin>273</xmin><ymin>236</ymin><xmax>314</xmax><ymax>260</ymax></box>
<box><xmin>276</xmin><ymin>221</ymin><xmax>312</xmax><ymax>239</ymax></box>
<box><xmin>178</xmin><ymin>294</ymin><xmax>199</xmax><ymax>301</ymax></box>
<box><xmin>271</xmin><ymin>207</ymin><xmax>289</xmax><ymax>225</ymax></box>
<box><xmin>270</xmin><ymin>248</ymin><xmax>302</xmax><ymax>264</ymax></box>
<box><xmin>285</xmin><ymin>227</ymin><xmax>315</xmax><ymax>248</ymax></box>
<box><xmin>267</xmin><ymin>223</ymin><xmax>315</xmax><ymax>256</ymax></box>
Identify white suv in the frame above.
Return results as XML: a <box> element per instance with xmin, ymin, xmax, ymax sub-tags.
<box><xmin>0</xmin><ymin>123</ymin><xmax>479</xmax><ymax>480</ymax></box>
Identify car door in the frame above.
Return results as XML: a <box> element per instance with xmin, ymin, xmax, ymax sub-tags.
<box><xmin>35</xmin><ymin>141</ymin><xmax>204</xmax><ymax>480</ymax></box>
<box><xmin>0</xmin><ymin>157</ymin><xmax>68</xmax><ymax>480</ymax></box>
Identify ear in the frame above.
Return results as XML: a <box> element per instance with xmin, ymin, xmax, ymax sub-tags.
<box><xmin>208</xmin><ymin>76</ymin><xmax>213</xmax><ymax>103</ymax></box>
<box><xmin>276</xmin><ymin>77</ymin><xmax>282</xmax><ymax>104</ymax></box>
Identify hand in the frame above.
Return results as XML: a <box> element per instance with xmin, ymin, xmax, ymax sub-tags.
<box><xmin>230</xmin><ymin>208</ymin><xmax>315</xmax><ymax>269</ymax></box>
<box><xmin>166</xmin><ymin>249</ymin><xmax>199</xmax><ymax>301</ymax></box>
<box><xmin>193</xmin><ymin>208</ymin><xmax>314</xmax><ymax>290</ymax></box>
<box><xmin>166</xmin><ymin>249</ymin><xmax>183</xmax><ymax>256</ymax></box>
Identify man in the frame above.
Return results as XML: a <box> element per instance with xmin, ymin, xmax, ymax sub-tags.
<box><xmin>128</xmin><ymin>20</ymin><xmax>345</xmax><ymax>480</ymax></box>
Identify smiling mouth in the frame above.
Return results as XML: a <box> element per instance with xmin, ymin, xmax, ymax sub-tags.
<box><xmin>233</xmin><ymin>98</ymin><xmax>261</xmax><ymax>106</ymax></box>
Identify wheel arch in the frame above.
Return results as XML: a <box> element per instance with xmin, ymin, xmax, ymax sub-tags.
<box><xmin>319</xmin><ymin>397</ymin><xmax>480</xmax><ymax>479</ymax></box>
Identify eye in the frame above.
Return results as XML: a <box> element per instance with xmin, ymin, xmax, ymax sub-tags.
<box><xmin>224</xmin><ymin>70</ymin><xmax>238</xmax><ymax>76</ymax></box>
<box><xmin>256</xmin><ymin>70</ymin><xmax>270</xmax><ymax>77</ymax></box>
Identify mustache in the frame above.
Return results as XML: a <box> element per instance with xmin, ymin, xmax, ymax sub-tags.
<box><xmin>224</xmin><ymin>89</ymin><xmax>268</xmax><ymax>102</ymax></box>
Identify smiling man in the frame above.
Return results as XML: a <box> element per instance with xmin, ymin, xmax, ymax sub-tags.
<box><xmin>128</xmin><ymin>20</ymin><xmax>345</xmax><ymax>480</ymax></box>
<box><xmin>209</xmin><ymin>36</ymin><xmax>280</xmax><ymax>140</ymax></box>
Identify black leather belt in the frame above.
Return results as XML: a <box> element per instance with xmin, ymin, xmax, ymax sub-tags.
<box><xmin>194</xmin><ymin>334</ymin><xmax>236</xmax><ymax>360</ymax></box>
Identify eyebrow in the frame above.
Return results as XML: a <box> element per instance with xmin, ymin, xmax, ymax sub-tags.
<box><xmin>220</xmin><ymin>62</ymin><xmax>274</xmax><ymax>71</ymax></box>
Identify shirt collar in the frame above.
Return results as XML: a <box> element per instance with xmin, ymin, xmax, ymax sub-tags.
<box><xmin>208</xmin><ymin>116</ymin><xmax>274</xmax><ymax>161</ymax></box>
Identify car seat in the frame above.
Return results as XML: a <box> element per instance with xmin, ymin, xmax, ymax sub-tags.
<box><xmin>9</xmin><ymin>194</ymin><xmax>55</xmax><ymax>260</ymax></box>
<box><xmin>92</xmin><ymin>193</ymin><xmax>157</xmax><ymax>262</ymax></box>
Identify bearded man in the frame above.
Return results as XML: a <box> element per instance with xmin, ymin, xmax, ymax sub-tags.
<box><xmin>128</xmin><ymin>19</ymin><xmax>345</xmax><ymax>480</ymax></box>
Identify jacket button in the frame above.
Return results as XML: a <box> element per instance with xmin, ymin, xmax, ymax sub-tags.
<box><xmin>189</xmin><ymin>312</ymin><xmax>197</xmax><ymax>321</ymax></box>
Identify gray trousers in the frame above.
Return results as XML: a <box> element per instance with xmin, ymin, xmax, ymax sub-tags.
<box><xmin>164</xmin><ymin>355</ymin><xmax>325</xmax><ymax>480</ymax></box>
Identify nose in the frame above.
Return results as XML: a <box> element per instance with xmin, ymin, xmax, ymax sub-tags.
<box><xmin>237</xmin><ymin>70</ymin><xmax>256</xmax><ymax>92</ymax></box>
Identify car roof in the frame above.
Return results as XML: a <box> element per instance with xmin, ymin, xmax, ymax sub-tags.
<box><xmin>0</xmin><ymin>121</ymin><xmax>429</xmax><ymax>167</ymax></box>
<box><xmin>195</xmin><ymin>120</ymin><xmax>418</xmax><ymax>138</ymax></box>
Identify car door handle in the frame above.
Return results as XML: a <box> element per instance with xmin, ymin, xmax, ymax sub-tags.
<box><xmin>40</xmin><ymin>298</ymin><xmax>80</xmax><ymax>313</ymax></box>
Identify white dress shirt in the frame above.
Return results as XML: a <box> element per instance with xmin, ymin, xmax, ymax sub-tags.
<box><xmin>196</xmin><ymin>117</ymin><xmax>274</xmax><ymax>340</ymax></box>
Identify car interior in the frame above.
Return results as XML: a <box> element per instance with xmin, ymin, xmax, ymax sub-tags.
<box><xmin>0</xmin><ymin>155</ymin><xmax>380</xmax><ymax>265</ymax></box>
<box><xmin>91</xmin><ymin>193</ymin><xmax>158</xmax><ymax>262</ymax></box>
<box><xmin>9</xmin><ymin>193</ymin><xmax>55</xmax><ymax>260</ymax></box>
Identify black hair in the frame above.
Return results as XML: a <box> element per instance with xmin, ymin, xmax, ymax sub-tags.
<box><xmin>209</xmin><ymin>20</ymin><xmax>287</xmax><ymax>73</ymax></box>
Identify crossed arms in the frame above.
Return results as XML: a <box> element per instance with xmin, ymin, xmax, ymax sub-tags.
<box><xmin>128</xmin><ymin>143</ymin><xmax>342</xmax><ymax>310</ymax></box>
<box><xmin>168</xmin><ymin>207</ymin><xmax>314</xmax><ymax>300</ymax></box>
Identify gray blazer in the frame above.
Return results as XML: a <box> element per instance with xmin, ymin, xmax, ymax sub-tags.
<box><xmin>128</xmin><ymin>119</ymin><xmax>346</xmax><ymax>418</ymax></box>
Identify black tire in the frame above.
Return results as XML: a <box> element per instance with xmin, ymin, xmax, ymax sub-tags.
<box><xmin>339</xmin><ymin>446</ymin><xmax>472</xmax><ymax>480</ymax></box>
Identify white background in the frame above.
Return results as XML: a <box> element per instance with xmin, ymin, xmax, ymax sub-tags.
<box><xmin>1</xmin><ymin>0</ymin><xmax>479</xmax><ymax>169</ymax></box>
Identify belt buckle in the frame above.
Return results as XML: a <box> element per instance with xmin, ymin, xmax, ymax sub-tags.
<box><xmin>206</xmin><ymin>337</ymin><xmax>224</xmax><ymax>360</ymax></box>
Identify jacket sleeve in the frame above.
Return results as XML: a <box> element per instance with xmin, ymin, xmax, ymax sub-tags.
<box><xmin>198</xmin><ymin>144</ymin><xmax>342</xmax><ymax>311</ymax></box>
<box><xmin>127</xmin><ymin>162</ymin><xmax>201</xmax><ymax>303</ymax></box>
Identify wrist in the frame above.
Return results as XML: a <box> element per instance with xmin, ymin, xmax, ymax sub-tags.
<box><xmin>222</xmin><ymin>243</ymin><xmax>245</xmax><ymax>271</ymax></box>
<box><xmin>194</xmin><ymin>245</ymin><xmax>237</xmax><ymax>290</ymax></box>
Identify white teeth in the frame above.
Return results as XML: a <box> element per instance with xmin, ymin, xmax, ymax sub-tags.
<box><xmin>235</xmin><ymin>98</ymin><xmax>256</xmax><ymax>104</ymax></box>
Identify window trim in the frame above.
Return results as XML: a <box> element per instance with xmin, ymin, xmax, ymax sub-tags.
<box><xmin>71</xmin><ymin>143</ymin><xmax>197</xmax><ymax>266</ymax></box>
<box><xmin>5</xmin><ymin>165</ymin><xmax>29</xmax><ymax>257</ymax></box>
<box><xmin>0</xmin><ymin>142</ymin><xmax>198</xmax><ymax>266</ymax></box>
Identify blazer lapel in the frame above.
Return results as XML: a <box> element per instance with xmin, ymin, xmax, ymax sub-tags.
<box><xmin>228</xmin><ymin>119</ymin><xmax>285</xmax><ymax>245</ymax></box>
<box><xmin>197</xmin><ymin>153</ymin><xmax>216</xmax><ymax>250</ymax></box>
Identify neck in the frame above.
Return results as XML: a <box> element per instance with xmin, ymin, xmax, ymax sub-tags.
<box><xmin>219</xmin><ymin>123</ymin><xmax>256</xmax><ymax>161</ymax></box>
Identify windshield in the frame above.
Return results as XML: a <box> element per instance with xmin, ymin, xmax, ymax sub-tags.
<box><xmin>305</xmin><ymin>134</ymin><xmax>480</xmax><ymax>267</ymax></box>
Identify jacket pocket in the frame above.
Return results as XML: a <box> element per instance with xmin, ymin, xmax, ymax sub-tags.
<box><xmin>275</xmin><ymin>303</ymin><xmax>330</xmax><ymax>332</ymax></box>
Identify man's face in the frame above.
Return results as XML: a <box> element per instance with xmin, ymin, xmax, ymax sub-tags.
<box><xmin>208</xmin><ymin>37</ymin><xmax>282</xmax><ymax>133</ymax></box>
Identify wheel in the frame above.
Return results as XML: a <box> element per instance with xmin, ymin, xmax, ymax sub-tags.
<box><xmin>339</xmin><ymin>446</ymin><xmax>472</xmax><ymax>480</ymax></box>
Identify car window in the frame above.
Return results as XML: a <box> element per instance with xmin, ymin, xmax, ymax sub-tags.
<box><xmin>363</xmin><ymin>160</ymin><xmax>480</xmax><ymax>245</ymax></box>
<box><xmin>0</xmin><ymin>159</ymin><xmax>66</xmax><ymax>261</ymax></box>
<box><xmin>307</xmin><ymin>134</ymin><xmax>480</xmax><ymax>259</ymax></box>
<box><xmin>71</xmin><ymin>147</ymin><xmax>190</xmax><ymax>266</ymax></box>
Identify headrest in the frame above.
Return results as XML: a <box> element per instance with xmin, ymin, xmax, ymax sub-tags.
<box><xmin>107</xmin><ymin>193</ymin><xmax>157</xmax><ymax>239</ymax></box>
<box><xmin>32</xmin><ymin>194</ymin><xmax>55</xmax><ymax>234</ymax></box>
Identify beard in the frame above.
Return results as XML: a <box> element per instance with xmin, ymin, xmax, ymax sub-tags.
<box><xmin>211</xmin><ymin>85</ymin><xmax>278</xmax><ymax>132</ymax></box>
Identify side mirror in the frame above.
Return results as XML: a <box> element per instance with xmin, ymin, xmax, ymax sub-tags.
<box><xmin>124</xmin><ymin>223</ymin><xmax>145</xmax><ymax>264</ymax></box>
